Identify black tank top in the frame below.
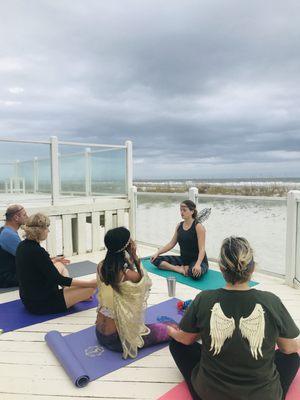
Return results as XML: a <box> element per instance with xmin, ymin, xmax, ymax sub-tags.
<box><xmin>177</xmin><ymin>220</ymin><xmax>200</xmax><ymax>264</ymax></box>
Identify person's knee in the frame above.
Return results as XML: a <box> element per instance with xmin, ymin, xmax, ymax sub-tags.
<box><xmin>169</xmin><ymin>338</ymin><xmax>183</xmax><ymax>356</ymax></box>
<box><xmin>86</xmin><ymin>287</ymin><xmax>96</xmax><ymax>296</ymax></box>
<box><xmin>152</xmin><ymin>257</ymin><xmax>162</xmax><ymax>268</ymax></box>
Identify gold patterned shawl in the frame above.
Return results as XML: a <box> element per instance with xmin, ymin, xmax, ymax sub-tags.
<box><xmin>113</xmin><ymin>267</ymin><xmax>152</xmax><ymax>359</ymax></box>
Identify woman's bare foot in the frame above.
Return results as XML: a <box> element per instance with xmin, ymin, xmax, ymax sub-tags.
<box><xmin>179</xmin><ymin>265</ymin><xmax>189</xmax><ymax>276</ymax></box>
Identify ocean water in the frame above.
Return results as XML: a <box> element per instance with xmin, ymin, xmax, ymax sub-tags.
<box><xmin>136</xmin><ymin>193</ymin><xmax>287</xmax><ymax>275</ymax></box>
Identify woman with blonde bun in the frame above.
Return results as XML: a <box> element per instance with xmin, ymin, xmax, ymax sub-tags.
<box><xmin>168</xmin><ymin>237</ymin><xmax>299</xmax><ymax>400</ymax></box>
<box><xmin>16</xmin><ymin>213</ymin><xmax>97</xmax><ymax>315</ymax></box>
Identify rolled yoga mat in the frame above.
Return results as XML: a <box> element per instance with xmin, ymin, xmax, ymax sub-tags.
<box><xmin>142</xmin><ymin>257</ymin><xmax>258</xmax><ymax>290</ymax></box>
<box><xmin>45</xmin><ymin>298</ymin><xmax>182</xmax><ymax>387</ymax></box>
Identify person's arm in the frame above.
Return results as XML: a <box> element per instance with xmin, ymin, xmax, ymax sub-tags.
<box><xmin>272</xmin><ymin>294</ymin><xmax>300</xmax><ymax>354</ymax></box>
<box><xmin>151</xmin><ymin>224</ymin><xmax>179</xmax><ymax>262</ymax></box>
<box><xmin>1</xmin><ymin>229</ymin><xmax>21</xmax><ymax>256</ymax></box>
<box><xmin>123</xmin><ymin>268</ymin><xmax>142</xmax><ymax>283</ymax></box>
<box><xmin>277</xmin><ymin>336</ymin><xmax>300</xmax><ymax>354</ymax></box>
<box><xmin>192</xmin><ymin>224</ymin><xmax>206</xmax><ymax>277</ymax></box>
<box><xmin>70</xmin><ymin>278</ymin><xmax>97</xmax><ymax>288</ymax></box>
<box><xmin>167</xmin><ymin>325</ymin><xmax>200</xmax><ymax>345</ymax></box>
<box><xmin>51</xmin><ymin>256</ymin><xmax>70</xmax><ymax>265</ymax></box>
<box><xmin>37</xmin><ymin>246</ymin><xmax>73</xmax><ymax>287</ymax></box>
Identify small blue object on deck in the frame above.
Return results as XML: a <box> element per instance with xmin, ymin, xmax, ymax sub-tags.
<box><xmin>142</xmin><ymin>257</ymin><xmax>258</xmax><ymax>290</ymax></box>
<box><xmin>45</xmin><ymin>298</ymin><xmax>182</xmax><ymax>387</ymax></box>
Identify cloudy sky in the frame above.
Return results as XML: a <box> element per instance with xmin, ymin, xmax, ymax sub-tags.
<box><xmin>0</xmin><ymin>0</ymin><xmax>300</xmax><ymax>179</ymax></box>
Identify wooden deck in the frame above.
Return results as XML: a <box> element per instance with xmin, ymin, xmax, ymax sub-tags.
<box><xmin>0</xmin><ymin>244</ymin><xmax>299</xmax><ymax>400</ymax></box>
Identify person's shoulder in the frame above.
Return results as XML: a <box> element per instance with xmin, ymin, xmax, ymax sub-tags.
<box><xmin>195</xmin><ymin>221</ymin><xmax>205</xmax><ymax>232</ymax></box>
<box><xmin>251</xmin><ymin>289</ymin><xmax>282</xmax><ymax>304</ymax></box>
<box><xmin>193</xmin><ymin>288</ymin><xmax>221</xmax><ymax>303</ymax></box>
<box><xmin>0</xmin><ymin>226</ymin><xmax>19</xmax><ymax>239</ymax></box>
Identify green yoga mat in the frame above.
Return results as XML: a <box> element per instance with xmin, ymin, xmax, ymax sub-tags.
<box><xmin>142</xmin><ymin>257</ymin><xmax>258</xmax><ymax>290</ymax></box>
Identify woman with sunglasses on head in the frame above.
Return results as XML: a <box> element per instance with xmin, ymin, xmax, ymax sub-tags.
<box><xmin>95</xmin><ymin>226</ymin><xmax>178</xmax><ymax>359</ymax></box>
<box><xmin>151</xmin><ymin>200</ymin><xmax>210</xmax><ymax>280</ymax></box>
<box><xmin>16</xmin><ymin>213</ymin><xmax>97</xmax><ymax>315</ymax></box>
<box><xmin>168</xmin><ymin>236</ymin><xmax>300</xmax><ymax>400</ymax></box>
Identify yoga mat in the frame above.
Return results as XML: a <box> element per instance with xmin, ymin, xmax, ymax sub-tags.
<box><xmin>142</xmin><ymin>257</ymin><xmax>258</xmax><ymax>290</ymax></box>
<box><xmin>66</xmin><ymin>260</ymin><xmax>97</xmax><ymax>278</ymax></box>
<box><xmin>158</xmin><ymin>369</ymin><xmax>300</xmax><ymax>400</ymax></box>
<box><xmin>45</xmin><ymin>298</ymin><xmax>182</xmax><ymax>387</ymax></box>
<box><xmin>158</xmin><ymin>382</ymin><xmax>192</xmax><ymax>400</ymax></box>
<box><xmin>0</xmin><ymin>261</ymin><xmax>97</xmax><ymax>294</ymax></box>
<box><xmin>0</xmin><ymin>286</ymin><xmax>18</xmax><ymax>294</ymax></box>
<box><xmin>0</xmin><ymin>295</ymin><xmax>97</xmax><ymax>333</ymax></box>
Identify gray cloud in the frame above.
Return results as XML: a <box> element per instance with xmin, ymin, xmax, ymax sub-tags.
<box><xmin>0</xmin><ymin>0</ymin><xmax>300</xmax><ymax>178</ymax></box>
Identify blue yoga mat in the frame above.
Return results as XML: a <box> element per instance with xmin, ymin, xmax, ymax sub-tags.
<box><xmin>45</xmin><ymin>298</ymin><xmax>182</xmax><ymax>387</ymax></box>
<box><xmin>142</xmin><ymin>257</ymin><xmax>258</xmax><ymax>290</ymax></box>
<box><xmin>0</xmin><ymin>295</ymin><xmax>98</xmax><ymax>333</ymax></box>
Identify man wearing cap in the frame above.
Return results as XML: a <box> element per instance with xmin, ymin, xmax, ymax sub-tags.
<box><xmin>0</xmin><ymin>204</ymin><xmax>28</xmax><ymax>287</ymax></box>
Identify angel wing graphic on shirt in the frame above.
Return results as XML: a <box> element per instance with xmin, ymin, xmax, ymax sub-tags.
<box><xmin>239</xmin><ymin>304</ymin><xmax>265</xmax><ymax>360</ymax></box>
<box><xmin>209</xmin><ymin>303</ymin><xmax>265</xmax><ymax>359</ymax></box>
<box><xmin>210</xmin><ymin>303</ymin><xmax>235</xmax><ymax>356</ymax></box>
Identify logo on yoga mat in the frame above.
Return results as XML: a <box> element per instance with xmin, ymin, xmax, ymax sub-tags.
<box><xmin>85</xmin><ymin>345</ymin><xmax>104</xmax><ymax>357</ymax></box>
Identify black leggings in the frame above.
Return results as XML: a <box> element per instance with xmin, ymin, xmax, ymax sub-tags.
<box><xmin>169</xmin><ymin>340</ymin><xmax>300</xmax><ymax>400</ymax></box>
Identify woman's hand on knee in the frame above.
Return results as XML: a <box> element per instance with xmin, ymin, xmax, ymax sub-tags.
<box><xmin>150</xmin><ymin>252</ymin><xmax>159</xmax><ymax>263</ymax></box>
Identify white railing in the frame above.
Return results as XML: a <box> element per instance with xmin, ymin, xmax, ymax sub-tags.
<box><xmin>0</xmin><ymin>137</ymin><xmax>132</xmax><ymax>204</ymax></box>
<box><xmin>285</xmin><ymin>190</ymin><xmax>300</xmax><ymax>288</ymax></box>
<box><xmin>0</xmin><ymin>198</ymin><xmax>131</xmax><ymax>258</ymax></box>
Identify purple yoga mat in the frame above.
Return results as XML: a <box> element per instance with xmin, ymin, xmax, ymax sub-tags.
<box><xmin>0</xmin><ymin>295</ymin><xmax>98</xmax><ymax>333</ymax></box>
<box><xmin>45</xmin><ymin>298</ymin><xmax>182</xmax><ymax>387</ymax></box>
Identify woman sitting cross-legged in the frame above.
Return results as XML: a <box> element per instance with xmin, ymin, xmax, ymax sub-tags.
<box><xmin>95</xmin><ymin>226</ymin><xmax>178</xmax><ymax>359</ymax></box>
<box><xmin>16</xmin><ymin>213</ymin><xmax>97</xmax><ymax>315</ymax></box>
<box><xmin>168</xmin><ymin>236</ymin><xmax>300</xmax><ymax>400</ymax></box>
<box><xmin>151</xmin><ymin>200</ymin><xmax>210</xmax><ymax>280</ymax></box>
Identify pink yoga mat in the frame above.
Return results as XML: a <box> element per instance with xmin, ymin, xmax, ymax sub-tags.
<box><xmin>158</xmin><ymin>370</ymin><xmax>300</xmax><ymax>400</ymax></box>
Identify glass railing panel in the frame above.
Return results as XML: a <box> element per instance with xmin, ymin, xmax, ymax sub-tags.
<box><xmin>136</xmin><ymin>192</ymin><xmax>286</xmax><ymax>275</ymax></box>
<box><xmin>59</xmin><ymin>145</ymin><xmax>86</xmax><ymax>196</ymax></box>
<box><xmin>0</xmin><ymin>142</ymin><xmax>51</xmax><ymax>203</ymax></box>
<box><xmin>136</xmin><ymin>193</ymin><xmax>189</xmax><ymax>251</ymax></box>
<box><xmin>90</xmin><ymin>148</ymin><xmax>126</xmax><ymax>196</ymax></box>
<box><xmin>198</xmin><ymin>196</ymin><xmax>286</xmax><ymax>275</ymax></box>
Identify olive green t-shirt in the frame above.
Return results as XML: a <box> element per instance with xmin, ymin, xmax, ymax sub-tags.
<box><xmin>179</xmin><ymin>288</ymin><xmax>299</xmax><ymax>400</ymax></box>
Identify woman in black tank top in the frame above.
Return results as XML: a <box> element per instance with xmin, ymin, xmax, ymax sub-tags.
<box><xmin>151</xmin><ymin>200</ymin><xmax>209</xmax><ymax>280</ymax></box>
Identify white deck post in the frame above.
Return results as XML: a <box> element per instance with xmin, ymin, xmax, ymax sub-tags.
<box><xmin>85</xmin><ymin>147</ymin><xmax>92</xmax><ymax>196</ymax></box>
<box><xmin>33</xmin><ymin>157</ymin><xmax>38</xmax><ymax>193</ymax></box>
<box><xmin>189</xmin><ymin>186</ymin><xmax>198</xmax><ymax>203</ymax></box>
<box><xmin>285</xmin><ymin>190</ymin><xmax>300</xmax><ymax>287</ymax></box>
<box><xmin>50</xmin><ymin>136</ymin><xmax>60</xmax><ymax>205</ymax></box>
<box><xmin>129</xmin><ymin>185</ymin><xmax>137</xmax><ymax>240</ymax></box>
<box><xmin>14</xmin><ymin>160</ymin><xmax>20</xmax><ymax>192</ymax></box>
<box><xmin>125</xmin><ymin>140</ymin><xmax>133</xmax><ymax>196</ymax></box>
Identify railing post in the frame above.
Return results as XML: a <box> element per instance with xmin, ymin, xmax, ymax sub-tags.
<box><xmin>129</xmin><ymin>185</ymin><xmax>137</xmax><ymax>240</ymax></box>
<box><xmin>14</xmin><ymin>160</ymin><xmax>20</xmax><ymax>192</ymax></box>
<box><xmin>285</xmin><ymin>190</ymin><xmax>300</xmax><ymax>287</ymax></box>
<box><xmin>125</xmin><ymin>140</ymin><xmax>133</xmax><ymax>196</ymax></box>
<box><xmin>189</xmin><ymin>186</ymin><xmax>198</xmax><ymax>203</ymax></box>
<box><xmin>33</xmin><ymin>157</ymin><xmax>38</xmax><ymax>193</ymax></box>
<box><xmin>50</xmin><ymin>136</ymin><xmax>60</xmax><ymax>205</ymax></box>
<box><xmin>85</xmin><ymin>147</ymin><xmax>92</xmax><ymax>196</ymax></box>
